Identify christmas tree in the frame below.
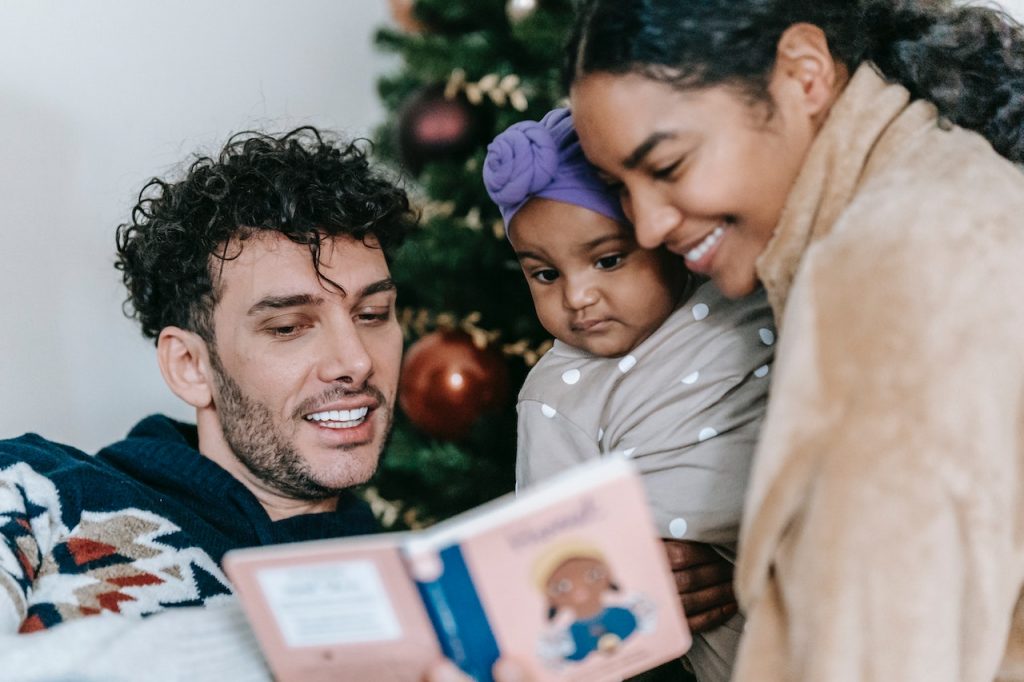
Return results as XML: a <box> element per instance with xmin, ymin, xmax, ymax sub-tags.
<box><xmin>362</xmin><ymin>0</ymin><xmax>576</xmax><ymax>529</ymax></box>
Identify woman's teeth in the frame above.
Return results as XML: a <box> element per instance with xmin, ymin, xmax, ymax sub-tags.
<box><xmin>305</xmin><ymin>407</ymin><xmax>369</xmax><ymax>429</ymax></box>
<box><xmin>685</xmin><ymin>225</ymin><xmax>725</xmax><ymax>263</ymax></box>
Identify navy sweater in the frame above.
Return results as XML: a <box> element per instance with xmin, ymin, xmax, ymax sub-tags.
<box><xmin>0</xmin><ymin>415</ymin><xmax>378</xmax><ymax>633</ymax></box>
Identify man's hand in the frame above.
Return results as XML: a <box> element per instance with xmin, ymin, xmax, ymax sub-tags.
<box><xmin>663</xmin><ymin>540</ymin><xmax>737</xmax><ymax>633</ymax></box>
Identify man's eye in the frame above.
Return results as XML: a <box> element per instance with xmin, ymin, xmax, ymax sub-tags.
<box><xmin>532</xmin><ymin>269</ymin><xmax>559</xmax><ymax>284</ymax></box>
<box><xmin>358</xmin><ymin>311</ymin><xmax>392</xmax><ymax>324</ymax></box>
<box><xmin>596</xmin><ymin>254</ymin><xmax>624</xmax><ymax>270</ymax></box>
<box><xmin>269</xmin><ymin>325</ymin><xmax>300</xmax><ymax>338</ymax></box>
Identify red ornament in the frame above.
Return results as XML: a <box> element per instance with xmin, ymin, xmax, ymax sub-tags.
<box><xmin>399</xmin><ymin>330</ymin><xmax>510</xmax><ymax>441</ymax></box>
<box><xmin>396</xmin><ymin>84</ymin><xmax>486</xmax><ymax>174</ymax></box>
<box><xmin>388</xmin><ymin>0</ymin><xmax>426</xmax><ymax>33</ymax></box>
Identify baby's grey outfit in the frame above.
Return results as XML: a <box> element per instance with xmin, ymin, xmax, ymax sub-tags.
<box><xmin>517</xmin><ymin>282</ymin><xmax>775</xmax><ymax>682</ymax></box>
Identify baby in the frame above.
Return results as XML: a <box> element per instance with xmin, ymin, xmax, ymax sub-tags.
<box><xmin>483</xmin><ymin>108</ymin><xmax>775</xmax><ymax>682</ymax></box>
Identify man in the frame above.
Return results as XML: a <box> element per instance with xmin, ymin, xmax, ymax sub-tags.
<box><xmin>0</xmin><ymin>128</ymin><xmax>732</xmax><ymax>681</ymax></box>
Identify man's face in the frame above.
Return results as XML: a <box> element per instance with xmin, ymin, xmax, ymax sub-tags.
<box><xmin>205</xmin><ymin>232</ymin><xmax>402</xmax><ymax>501</ymax></box>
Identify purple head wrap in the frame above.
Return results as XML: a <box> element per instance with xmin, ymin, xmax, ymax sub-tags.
<box><xmin>483</xmin><ymin>107</ymin><xmax>626</xmax><ymax>231</ymax></box>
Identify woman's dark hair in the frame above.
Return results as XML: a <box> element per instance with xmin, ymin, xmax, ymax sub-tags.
<box><xmin>567</xmin><ymin>0</ymin><xmax>1024</xmax><ymax>163</ymax></box>
<box><xmin>115</xmin><ymin>126</ymin><xmax>416</xmax><ymax>343</ymax></box>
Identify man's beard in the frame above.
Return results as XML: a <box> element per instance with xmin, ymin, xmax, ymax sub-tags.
<box><xmin>209</xmin><ymin>350</ymin><xmax>393</xmax><ymax>502</ymax></box>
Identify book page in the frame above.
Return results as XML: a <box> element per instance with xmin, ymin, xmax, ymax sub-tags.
<box><xmin>256</xmin><ymin>559</ymin><xmax>403</xmax><ymax>647</ymax></box>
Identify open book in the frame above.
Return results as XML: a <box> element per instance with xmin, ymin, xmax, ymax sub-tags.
<box><xmin>223</xmin><ymin>456</ymin><xmax>691</xmax><ymax>682</ymax></box>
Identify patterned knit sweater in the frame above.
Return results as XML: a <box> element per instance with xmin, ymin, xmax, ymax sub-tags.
<box><xmin>0</xmin><ymin>415</ymin><xmax>378</xmax><ymax>634</ymax></box>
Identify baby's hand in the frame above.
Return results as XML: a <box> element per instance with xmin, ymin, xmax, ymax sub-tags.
<box><xmin>662</xmin><ymin>540</ymin><xmax>737</xmax><ymax>633</ymax></box>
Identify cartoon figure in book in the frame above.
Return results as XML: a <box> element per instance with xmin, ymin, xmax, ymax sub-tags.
<box><xmin>534</xmin><ymin>542</ymin><xmax>655</xmax><ymax>667</ymax></box>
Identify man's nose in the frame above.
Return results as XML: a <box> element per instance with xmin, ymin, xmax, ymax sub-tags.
<box><xmin>317</xmin><ymin>323</ymin><xmax>373</xmax><ymax>386</ymax></box>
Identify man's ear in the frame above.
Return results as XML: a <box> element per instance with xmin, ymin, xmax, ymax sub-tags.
<box><xmin>157</xmin><ymin>326</ymin><xmax>215</xmax><ymax>409</ymax></box>
<box><xmin>771</xmin><ymin>23</ymin><xmax>841</xmax><ymax>121</ymax></box>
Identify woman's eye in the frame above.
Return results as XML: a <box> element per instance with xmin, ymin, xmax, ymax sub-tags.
<box><xmin>532</xmin><ymin>269</ymin><xmax>559</xmax><ymax>284</ymax></box>
<box><xmin>596</xmin><ymin>254</ymin><xmax>624</xmax><ymax>270</ymax></box>
<box><xmin>652</xmin><ymin>159</ymin><xmax>682</xmax><ymax>179</ymax></box>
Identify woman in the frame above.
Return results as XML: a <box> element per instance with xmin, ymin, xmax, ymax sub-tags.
<box><xmin>566</xmin><ymin>1</ymin><xmax>1024</xmax><ymax>680</ymax></box>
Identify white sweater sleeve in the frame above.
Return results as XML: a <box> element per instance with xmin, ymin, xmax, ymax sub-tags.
<box><xmin>1</xmin><ymin>598</ymin><xmax>271</xmax><ymax>682</ymax></box>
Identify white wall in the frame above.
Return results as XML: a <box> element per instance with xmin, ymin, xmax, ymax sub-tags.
<box><xmin>2</xmin><ymin>1</ymin><xmax>1023</xmax><ymax>452</ymax></box>
<box><xmin>0</xmin><ymin>1</ymin><xmax>396</xmax><ymax>450</ymax></box>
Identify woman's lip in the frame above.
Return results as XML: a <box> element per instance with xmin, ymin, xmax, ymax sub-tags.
<box><xmin>684</xmin><ymin>233</ymin><xmax>723</xmax><ymax>275</ymax></box>
<box><xmin>671</xmin><ymin>222</ymin><xmax>727</xmax><ymax>256</ymax></box>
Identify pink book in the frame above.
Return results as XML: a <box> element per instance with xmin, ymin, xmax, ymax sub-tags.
<box><xmin>224</xmin><ymin>456</ymin><xmax>691</xmax><ymax>682</ymax></box>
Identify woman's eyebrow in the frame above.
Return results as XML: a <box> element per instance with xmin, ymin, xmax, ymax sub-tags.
<box><xmin>623</xmin><ymin>131</ymin><xmax>677</xmax><ymax>169</ymax></box>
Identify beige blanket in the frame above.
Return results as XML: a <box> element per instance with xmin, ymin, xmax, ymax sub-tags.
<box><xmin>733</xmin><ymin>64</ymin><xmax>1024</xmax><ymax>681</ymax></box>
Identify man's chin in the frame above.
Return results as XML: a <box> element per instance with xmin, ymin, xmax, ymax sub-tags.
<box><xmin>300</xmin><ymin>442</ymin><xmax>382</xmax><ymax>488</ymax></box>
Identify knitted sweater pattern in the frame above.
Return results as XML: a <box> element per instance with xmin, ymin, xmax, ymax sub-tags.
<box><xmin>0</xmin><ymin>415</ymin><xmax>377</xmax><ymax>634</ymax></box>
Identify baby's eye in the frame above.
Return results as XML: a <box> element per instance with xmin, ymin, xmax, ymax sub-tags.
<box><xmin>595</xmin><ymin>254</ymin><xmax>625</xmax><ymax>270</ymax></box>
<box><xmin>532</xmin><ymin>268</ymin><xmax>559</xmax><ymax>284</ymax></box>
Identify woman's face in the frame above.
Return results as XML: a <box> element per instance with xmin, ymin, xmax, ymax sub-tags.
<box><xmin>570</xmin><ymin>71</ymin><xmax>818</xmax><ymax>298</ymax></box>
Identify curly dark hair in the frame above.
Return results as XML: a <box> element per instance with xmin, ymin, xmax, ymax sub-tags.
<box><xmin>567</xmin><ymin>0</ymin><xmax>1024</xmax><ymax>164</ymax></box>
<box><xmin>115</xmin><ymin>127</ymin><xmax>416</xmax><ymax>343</ymax></box>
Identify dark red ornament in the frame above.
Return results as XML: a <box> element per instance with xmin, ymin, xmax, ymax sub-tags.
<box><xmin>388</xmin><ymin>0</ymin><xmax>427</xmax><ymax>33</ymax></box>
<box><xmin>399</xmin><ymin>330</ymin><xmax>509</xmax><ymax>441</ymax></box>
<box><xmin>396</xmin><ymin>84</ymin><xmax>484</xmax><ymax>174</ymax></box>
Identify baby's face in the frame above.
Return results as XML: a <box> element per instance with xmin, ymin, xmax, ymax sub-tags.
<box><xmin>510</xmin><ymin>198</ymin><xmax>685</xmax><ymax>357</ymax></box>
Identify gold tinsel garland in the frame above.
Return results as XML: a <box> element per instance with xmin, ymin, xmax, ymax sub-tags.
<box><xmin>399</xmin><ymin>307</ymin><xmax>552</xmax><ymax>367</ymax></box>
<box><xmin>445</xmin><ymin>68</ymin><xmax>529</xmax><ymax>111</ymax></box>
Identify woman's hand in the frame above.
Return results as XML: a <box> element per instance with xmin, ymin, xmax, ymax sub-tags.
<box><xmin>426</xmin><ymin>658</ymin><xmax>532</xmax><ymax>682</ymax></box>
<box><xmin>663</xmin><ymin>540</ymin><xmax>738</xmax><ymax>633</ymax></box>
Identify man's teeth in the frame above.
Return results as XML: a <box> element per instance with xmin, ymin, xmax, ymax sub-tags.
<box><xmin>685</xmin><ymin>225</ymin><xmax>726</xmax><ymax>263</ymax></box>
<box><xmin>305</xmin><ymin>407</ymin><xmax>369</xmax><ymax>429</ymax></box>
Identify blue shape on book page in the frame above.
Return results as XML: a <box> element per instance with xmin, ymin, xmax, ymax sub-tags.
<box><xmin>414</xmin><ymin>544</ymin><xmax>501</xmax><ymax>682</ymax></box>
<box><xmin>256</xmin><ymin>560</ymin><xmax>402</xmax><ymax>647</ymax></box>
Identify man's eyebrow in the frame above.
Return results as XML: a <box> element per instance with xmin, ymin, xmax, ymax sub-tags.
<box><xmin>623</xmin><ymin>131</ymin><xmax>677</xmax><ymax>169</ymax></box>
<box><xmin>357</xmin><ymin>278</ymin><xmax>397</xmax><ymax>299</ymax></box>
<box><xmin>246</xmin><ymin>279</ymin><xmax>395</xmax><ymax>315</ymax></box>
<box><xmin>247</xmin><ymin>293</ymin><xmax>323</xmax><ymax>316</ymax></box>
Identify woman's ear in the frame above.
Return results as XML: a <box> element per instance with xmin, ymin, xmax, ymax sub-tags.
<box><xmin>771</xmin><ymin>23</ymin><xmax>843</xmax><ymax>122</ymax></box>
<box><xmin>157</xmin><ymin>326</ymin><xmax>215</xmax><ymax>409</ymax></box>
